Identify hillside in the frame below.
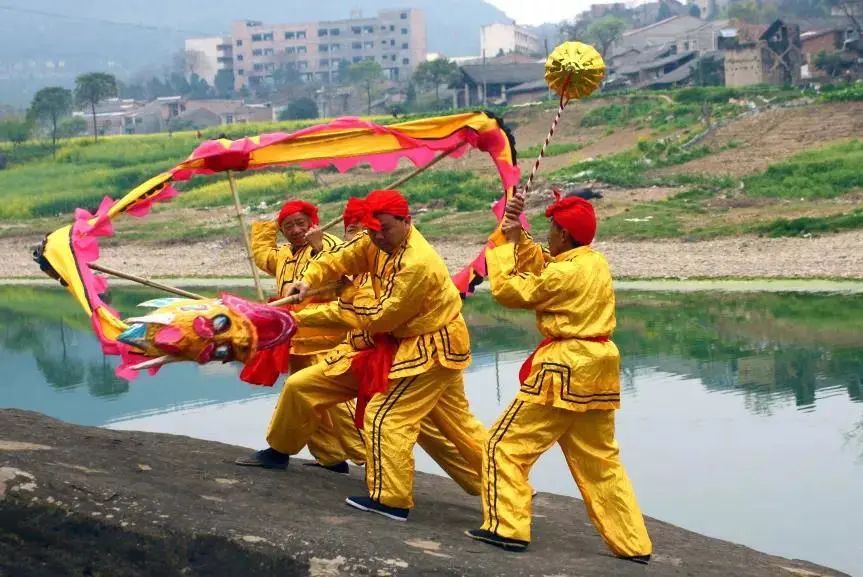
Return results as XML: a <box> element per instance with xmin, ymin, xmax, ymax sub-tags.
<box><xmin>1</xmin><ymin>86</ymin><xmax>862</xmax><ymax>280</ymax></box>
<box><xmin>0</xmin><ymin>0</ymin><xmax>509</xmax><ymax>105</ymax></box>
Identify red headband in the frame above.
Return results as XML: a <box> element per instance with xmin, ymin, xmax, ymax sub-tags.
<box><xmin>342</xmin><ymin>197</ymin><xmax>366</xmax><ymax>227</ymax></box>
<box><xmin>277</xmin><ymin>200</ymin><xmax>319</xmax><ymax>226</ymax></box>
<box><xmin>362</xmin><ymin>189</ymin><xmax>409</xmax><ymax>231</ymax></box>
<box><xmin>545</xmin><ymin>195</ymin><xmax>596</xmax><ymax>246</ymax></box>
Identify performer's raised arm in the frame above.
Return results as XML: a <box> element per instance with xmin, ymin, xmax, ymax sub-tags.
<box><xmin>249</xmin><ymin>219</ymin><xmax>281</xmax><ymax>276</ymax></box>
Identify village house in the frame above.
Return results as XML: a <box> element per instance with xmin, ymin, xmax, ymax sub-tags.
<box><xmin>456</xmin><ymin>60</ymin><xmax>544</xmax><ymax>107</ymax></box>
<box><xmin>723</xmin><ymin>20</ymin><xmax>803</xmax><ymax>87</ymax></box>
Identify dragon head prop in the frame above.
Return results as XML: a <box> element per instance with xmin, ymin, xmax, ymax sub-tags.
<box><xmin>117</xmin><ymin>293</ymin><xmax>296</xmax><ymax>385</ymax></box>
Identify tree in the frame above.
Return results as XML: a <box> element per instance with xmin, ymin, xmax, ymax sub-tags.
<box><xmin>657</xmin><ymin>1</ymin><xmax>674</xmax><ymax>21</ymax></box>
<box><xmin>814</xmin><ymin>50</ymin><xmax>846</xmax><ymax>77</ymax></box>
<box><xmin>0</xmin><ymin>119</ymin><xmax>31</xmax><ymax>147</ymax></box>
<box><xmin>585</xmin><ymin>16</ymin><xmax>627</xmax><ymax>57</ymax></box>
<box><xmin>689</xmin><ymin>3</ymin><xmax>702</xmax><ymax>17</ymax></box>
<box><xmin>75</xmin><ymin>73</ymin><xmax>118</xmax><ymax>142</ymax></box>
<box><xmin>214</xmin><ymin>69</ymin><xmax>235</xmax><ymax>98</ymax></box>
<box><xmin>28</xmin><ymin>87</ymin><xmax>73</xmax><ymax>157</ymax></box>
<box><xmin>347</xmin><ymin>60</ymin><xmax>384</xmax><ymax>115</ymax></box>
<box><xmin>413</xmin><ymin>58</ymin><xmax>460</xmax><ymax>108</ymax></box>
<box><xmin>406</xmin><ymin>82</ymin><xmax>417</xmax><ymax>107</ymax></box>
<box><xmin>827</xmin><ymin>0</ymin><xmax>862</xmax><ymax>41</ymax></box>
<box><xmin>56</xmin><ymin>117</ymin><xmax>87</xmax><ymax>139</ymax></box>
<box><xmin>692</xmin><ymin>54</ymin><xmax>725</xmax><ymax>86</ymax></box>
<box><xmin>188</xmin><ymin>73</ymin><xmax>213</xmax><ymax>99</ymax></box>
<box><xmin>279</xmin><ymin>97</ymin><xmax>319</xmax><ymax>120</ymax></box>
<box><xmin>726</xmin><ymin>0</ymin><xmax>778</xmax><ymax>22</ymax></box>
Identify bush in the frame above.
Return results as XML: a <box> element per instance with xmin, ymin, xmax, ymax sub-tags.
<box><xmin>279</xmin><ymin>97</ymin><xmax>319</xmax><ymax>121</ymax></box>
<box><xmin>673</xmin><ymin>87</ymin><xmax>740</xmax><ymax>104</ymax></box>
<box><xmin>742</xmin><ymin>140</ymin><xmax>863</xmax><ymax>199</ymax></box>
<box><xmin>754</xmin><ymin>209</ymin><xmax>863</xmax><ymax>237</ymax></box>
<box><xmin>821</xmin><ymin>84</ymin><xmax>863</xmax><ymax>102</ymax></box>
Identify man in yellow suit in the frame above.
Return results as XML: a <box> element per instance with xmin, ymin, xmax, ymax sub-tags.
<box><xmin>466</xmin><ymin>192</ymin><xmax>652</xmax><ymax>563</ymax></box>
<box><xmin>288</xmin><ymin>196</ymin><xmax>482</xmax><ymax>497</ymax></box>
<box><xmin>274</xmin><ymin>189</ymin><xmax>486</xmax><ymax>520</ymax></box>
<box><xmin>235</xmin><ymin>199</ymin><xmax>365</xmax><ymax>473</ymax></box>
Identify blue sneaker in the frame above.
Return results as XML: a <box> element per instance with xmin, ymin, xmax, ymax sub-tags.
<box><xmin>302</xmin><ymin>461</ymin><xmax>350</xmax><ymax>475</ymax></box>
<box><xmin>234</xmin><ymin>448</ymin><xmax>289</xmax><ymax>469</ymax></box>
<box><xmin>345</xmin><ymin>496</ymin><xmax>409</xmax><ymax>521</ymax></box>
<box><xmin>622</xmin><ymin>554</ymin><xmax>651</xmax><ymax>565</ymax></box>
<box><xmin>465</xmin><ymin>528</ymin><xmax>528</xmax><ymax>552</ymax></box>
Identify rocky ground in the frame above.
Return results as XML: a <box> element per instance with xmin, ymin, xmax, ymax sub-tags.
<box><xmin>4</xmin><ymin>229</ymin><xmax>863</xmax><ymax>281</ymax></box>
<box><xmin>0</xmin><ymin>409</ymin><xmax>849</xmax><ymax>577</ymax></box>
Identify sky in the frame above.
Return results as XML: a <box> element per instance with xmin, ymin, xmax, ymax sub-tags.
<box><xmin>486</xmin><ymin>0</ymin><xmax>595</xmax><ymax>25</ymax></box>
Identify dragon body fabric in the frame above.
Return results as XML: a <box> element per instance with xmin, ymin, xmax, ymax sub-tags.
<box><xmin>36</xmin><ymin>112</ymin><xmax>522</xmax><ymax>383</ymax></box>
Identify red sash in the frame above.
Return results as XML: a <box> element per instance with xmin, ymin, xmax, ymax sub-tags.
<box><xmin>518</xmin><ymin>335</ymin><xmax>609</xmax><ymax>385</ymax></box>
<box><xmin>349</xmin><ymin>334</ymin><xmax>398</xmax><ymax>428</ymax></box>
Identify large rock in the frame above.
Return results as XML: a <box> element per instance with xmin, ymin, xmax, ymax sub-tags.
<box><xmin>0</xmin><ymin>409</ymin><xmax>847</xmax><ymax>577</ymax></box>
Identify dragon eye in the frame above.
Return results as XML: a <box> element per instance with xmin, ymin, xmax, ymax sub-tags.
<box><xmin>212</xmin><ymin>315</ymin><xmax>231</xmax><ymax>333</ymax></box>
<box><xmin>213</xmin><ymin>344</ymin><xmax>233</xmax><ymax>362</ymax></box>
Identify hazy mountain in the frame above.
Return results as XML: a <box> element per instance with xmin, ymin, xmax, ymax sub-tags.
<box><xmin>0</xmin><ymin>0</ymin><xmax>511</xmax><ymax>105</ymax></box>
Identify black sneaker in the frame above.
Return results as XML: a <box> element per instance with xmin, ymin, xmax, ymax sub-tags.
<box><xmin>622</xmin><ymin>554</ymin><xmax>651</xmax><ymax>565</ymax></box>
<box><xmin>234</xmin><ymin>448</ymin><xmax>289</xmax><ymax>469</ymax></box>
<box><xmin>302</xmin><ymin>461</ymin><xmax>350</xmax><ymax>475</ymax></box>
<box><xmin>345</xmin><ymin>496</ymin><xmax>409</xmax><ymax>521</ymax></box>
<box><xmin>465</xmin><ymin>528</ymin><xmax>528</xmax><ymax>552</ymax></box>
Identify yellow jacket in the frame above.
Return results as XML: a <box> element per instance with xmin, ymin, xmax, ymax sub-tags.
<box><xmin>485</xmin><ymin>232</ymin><xmax>621</xmax><ymax>412</ymax></box>
<box><xmin>294</xmin><ymin>273</ymin><xmax>375</xmax><ymax>371</ymax></box>
<box><xmin>249</xmin><ymin>220</ymin><xmax>344</xmax><ymax>356</ymax></box>
<box><xmin>299</xmin><ymin>227</ymin><xmax>471</xmax><ymax>379</ymax></box>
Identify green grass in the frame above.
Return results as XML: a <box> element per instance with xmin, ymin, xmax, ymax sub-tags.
<box><xmin>176</xmin><ymin>170</ymin><xmax>318</xmax><ymax>209</ymax></box>
<box><xmin>0</xmin><ymin>114</ymin><xmax>404</xmax><ymax>220</ymax></box>
<box><xmin>518</xmin><ymin>141</ymin><xmax>583</xmax><ymax>159</ymax></box>
<box><xmin>753</xmin><ymin>209</ymin><xmax>863</xmax><ymax>237</ymax></box>
<box><xmin>551</xmin><ymin>142</ymin><xmax>732</xmax><ymax>189</ymax></box>
<box><xmin>742</xmin><ymin>140</ymin><xmax>863</xmax><ymax>199</ymax></box>
<box><xmin>820</xmin><ymin>83</ymin><xmax>863</xmax><ymax>102</ymax></box>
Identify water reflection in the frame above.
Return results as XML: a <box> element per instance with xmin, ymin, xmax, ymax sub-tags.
<box><xmin>1</xmin><ymin>285</ymin><xmax>862</xmax><ymax>574</ymax></box>
<box><xmin>464</xmin><ymin>290</ymin><xmax>863</xmax><ymax>415</ymax></box>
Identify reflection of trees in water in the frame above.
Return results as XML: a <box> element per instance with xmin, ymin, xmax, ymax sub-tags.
<box><xmin>845</xmin><ymin>417</ymin><xmax>863</xmax><ymax>461</ymax></box>
<box><xmin>86</xmin><ymin>357</ymin><xmax>129</xmax><ymax>398</ymax></box>
<box><xmin>0</xmin><ymin>310</ymin><xmax>92</xmax><ymax>394</ymax></box>
<box><xmin>611</xmin><ymin>292</ymin><xmax>863</xmax><ymax>413</ymax></box>
<box><xmin>36</xmin><ymin>321</ymin><xmax>86</xmax><ymax>391</ymax></box>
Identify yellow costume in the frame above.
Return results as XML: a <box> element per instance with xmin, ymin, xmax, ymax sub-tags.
<box><xmin>480</xmin><ymin>230</ymin><xmax>652</xmax><ymax>557</ymax></box>
<box><xmin>280</xmin><ymin>272</ymin><xmax>482</xmax><ymax>495</ymax></box>
<box><xmin>267</xmin><ymin>228</ymin><xmax>486</xmax><ymax>508</ymax></box>
<box><xmin>250</xmin><ymin>220</ymin><xmax>365</xmax><ymax>467</ymax></box>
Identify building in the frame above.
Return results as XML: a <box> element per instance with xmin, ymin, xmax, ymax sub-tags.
<box><xmin>799</xmin><ymin>23</ymin><xmax>861</xmax><ymax>78</ymax></box>
<box><xmin>724</xmin><ymin>20</ymin><xmax>802</xmax><ymax>87</ymax></box>
<box><xmin>184</xmin><ymin>36</ymin><xmax>233</xmax><ymax>85</ymax></box>
<box><xmin>231</xmin><ymin>9</ymin><xmax>426</xmax><ymax>91</ymax></box>
<box><xmin>180</xmin><ymin>100</ymin><xmax>273</xmax><ymax>126</ymax></box>
<box><xmin>457</xmin><ymin>62</ymin><xmax>544</xmax><ymax>106</ymax></box>
<box><xmin>480</xmin><ymin>22</ymin><xmax>542</xmax><ymax>57</ymax></box>
<box><xmin>614</xmin><ymin>15</ymin><xmax>728</xmax><ymax>55</ymax></box>
<box><xmin>613</xmin><ymin>45</ymin><xmax>699</xmax><ymax>86</ymax></box>
<box><xmin>75</xmin><ymin>96</ymin><xmax>270</xmax><ymax>135</ymax></box>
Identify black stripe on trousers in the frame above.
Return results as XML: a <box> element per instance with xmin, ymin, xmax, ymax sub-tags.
<box><xmin>485</xmin><ymin>400</ymin><xmax>524</xmax><ymax>534</ymax></box>
<box><xmin>369</xmin><ymin>376</ymin><xmax>416</xmax><ymax>502</ymax></box>
<box><xmin>344</xmin><ymin>401</ymin><xmax>366</xmax><ymax>448</ymax></box>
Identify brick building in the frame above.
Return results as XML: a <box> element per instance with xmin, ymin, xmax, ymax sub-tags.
<box><xmin>230</xmin><ymin>9</ymin><xmax>426</xmax><ymax>91</ymax></box>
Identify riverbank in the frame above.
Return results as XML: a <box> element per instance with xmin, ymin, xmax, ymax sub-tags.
<box><xmin>0</xmin><ymin>409</ymin><xmax>849</xmax><ymax>577</ymax></box>
<box><xmin>3</xmin><ymin>230</ymin><xmax>863</xmax><ymax>282</ymax></box>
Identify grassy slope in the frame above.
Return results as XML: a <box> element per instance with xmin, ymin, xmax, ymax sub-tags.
<box><xmin>1</xmin><ymin>86</ymin><xmax>862</xmax><ymax>242</ymax></box>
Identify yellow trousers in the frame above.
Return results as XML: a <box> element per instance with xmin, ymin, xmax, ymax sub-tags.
<box><xmin>266</xmin><ymin>361</ymin><xmax>486</xmax><ymax>508</ymax></box>
<box><xmin>279</xmin><ymin>355</ymin><xmax>366</xmax><ymax>467</ymax></box>
<box><xmin>481</xmin><ymin>400</ymin><xmax>652</xmax><ymax>557</ymax></box>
